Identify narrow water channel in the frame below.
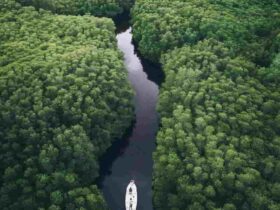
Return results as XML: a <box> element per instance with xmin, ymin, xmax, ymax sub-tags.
<box><xmin>97</xmin><ymin>16</ymin><xmax>163</xmax><ymax>210</ymax></box>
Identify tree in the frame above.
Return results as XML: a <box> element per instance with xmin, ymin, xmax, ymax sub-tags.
<box><xmin>0</xmin><ymin>1</ymin><xmax>134</xmax><ymax>209</ymax></box>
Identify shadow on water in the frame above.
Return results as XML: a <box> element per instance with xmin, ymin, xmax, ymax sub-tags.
<box><xmin>113</xmin><ymin>11</ymin><xmax>131</xmax><ymax>34</ymax></box>
<box><xmin>96</xmin><ymin>120</ymin><xmax>135</xmax><ymax>187</ymax></box>
<box><xmin>97</xmin><ymin>11</ymin><xmax>164</xmax><ymax>210</ymax></box>
<box><xmin>138</xmin><ymin>54</ymin><xmax>164</xmax><ymax>86</ymax></box>
<box><xmin>114</xmin><ymin>12</ymin><xmax>165</xmax><ymax>86</ymax></box>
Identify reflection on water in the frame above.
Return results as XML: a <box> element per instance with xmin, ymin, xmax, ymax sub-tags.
<box><xmin>97</xmin><ymin>22</ymin><xmax>163</xmax><ymax>210</ymax></box>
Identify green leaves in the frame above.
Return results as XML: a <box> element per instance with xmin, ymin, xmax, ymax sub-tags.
<box><xmin>16</xmin><ymin>0</ymin><xmax>132</xmax><ymax>16</ymax></box>
<box><xmin>0</xmin><ymin>1</ymin><xmax>133</xmax><ymax>209</ymax></box>
<box><xmin>132</xmin><ymin>0</ymin><xmax>280</xmax><ymax>64</ymax></box>
<box><xmin>151</xmin><ymin>40</ymin><xmax>280</xmax><ymax>209</ymax></box>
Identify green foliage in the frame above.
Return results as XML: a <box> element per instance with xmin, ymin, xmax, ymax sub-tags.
<box><xmin>0</xmin><ymin>1</ymin><xmax>134</xmax><ymax>209</ymax></box>
<box><xmin>131</xmin><ymin>0</ymin><xmax>280</xmax><ymax>209</ymax></box>
<box><xmin>154</xmin><ymin>40</ymin><xmax>280</xmax><ymax>210</ymax></box>
<box><xmin>132</xmin><ymin>0</ymin><xmax>280</xmax><ymax>64</ymax></box>
<box><xmin>258</xmin><ymin>53</ymin><xmax>280</xmax><ymax>83</ymax></box>
<box><xmin>17</xmin><ymin>0</ymin><xmax>134</xmax><ymax>16</ymax></box>
<box><xmin>258</xmin><ymin>33</ymin><xmax>280</xmax><ymax>83</ymax></box>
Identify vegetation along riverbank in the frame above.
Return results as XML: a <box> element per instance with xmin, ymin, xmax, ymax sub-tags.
<box><xmin>131</xmin><ymin>0</ymin><xmax>280</xmax><ymax>209</ymax></box>
<box><xmin>0</xmin><ymin>0</ymin><xmax>134</xmax><ymax>209</ymax></box>
<box><xmin>0</xmin><ymin>0</ymin><xmax>280</xmax><ymax>209</ymax></box>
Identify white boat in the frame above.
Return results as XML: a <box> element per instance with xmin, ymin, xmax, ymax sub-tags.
<box><xmin>125</xmin><ymin>180</ymin><xmax>137</xmax><ymax>210</ymax></box>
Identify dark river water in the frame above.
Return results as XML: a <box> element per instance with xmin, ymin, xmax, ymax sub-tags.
<box><xmin>97</xmin><ymin>15</ymin><xmax>163</xmax><ymax>210</ymax></box>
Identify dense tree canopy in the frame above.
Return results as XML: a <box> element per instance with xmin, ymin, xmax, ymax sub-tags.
<box><xmin>258</xmin><ymin>33</ymin><xmax>280</xmax><ymax>83</ymax></box>
<box><xmin>0</xmin><ymin>0</ymin><xmax>134</xmax><ymax>209</ymax></box>
<box><xmin>17</xmin><ymin>0</ymin><xmax>134</xmax><ymax>16</ymax></box>
<box><xmin>132</xmin><ymin>0</ymin><xmax>280</xmax><ymax>209</ymax></box>
<box><xmin>155</xmin><ymin>40</ymin><xmax>280</xmax><ymax>210</ymax></box>
<box><xmin>132</xmin><ymin>0</ymin><xmax>280</xmax><ymax>64</ymax></box>
<box><xmin>1</xmin><ymin>0</ymin><xmax>280</xmax><ymax>209</ymax></box>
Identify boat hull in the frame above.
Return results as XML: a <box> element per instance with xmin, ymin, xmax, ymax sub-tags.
<box><xmin>125</xmin><ymin>180</ymin><xmax>137</xmax><ymax>210</ymax></box>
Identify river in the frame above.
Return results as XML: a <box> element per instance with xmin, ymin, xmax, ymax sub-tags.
<box><xmin>97</xmin><ymin>15</ymin><xmax>163</xmax><ymax>210</ymax></box>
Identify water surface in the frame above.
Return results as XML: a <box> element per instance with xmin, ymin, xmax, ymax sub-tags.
<box><xmin>98</xmin><ymin>20</ymin><xmax>163</xmax><ymax>210</ymax></box>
